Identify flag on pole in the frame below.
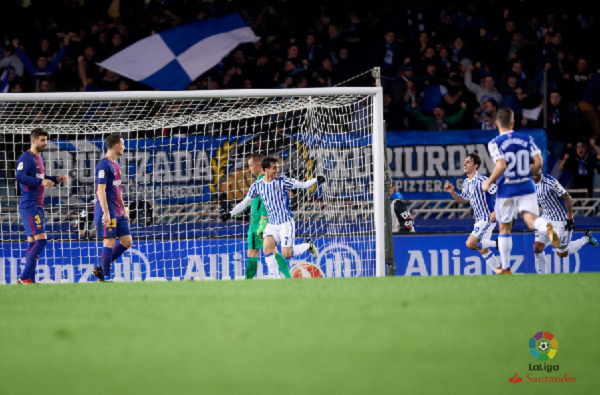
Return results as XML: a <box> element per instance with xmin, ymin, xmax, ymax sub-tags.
<box><xmin>98</xmin><ymin>13</ymin><xmax>259</xmax><ymax>90</ymax></box>
<box><xmin>0</xmin><ymin>63</ymin><xmax>11</xmax><ymax>93</ymax></box>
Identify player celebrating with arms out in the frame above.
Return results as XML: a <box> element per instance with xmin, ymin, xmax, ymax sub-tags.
<box><xmin>93</xmin><ymin>134</ymin><xmax>132</xmax><ymax>282</ymax></box>
<box><xmin>482</xmin><ymin>108</ymin><xmax>559</xmax><ymax>274</ymax></box>
<box><xmin>532</xmin><ymin>167</ymin><xmax>597</xmax><ymax>273</ymax></box>
<box><xmin>16</xmin><ymin>128</ymin><xmax>68</xmax><ymax>284</ymax></box>
<box><xmin>445</xmin><ymin>152</ymin><xmax>501</xmax><ymax>274</ymax></box>
<box><xmin>220</xmin><ymin>157</ymin><xmax>322</xmax><ymax>279</ymax></box>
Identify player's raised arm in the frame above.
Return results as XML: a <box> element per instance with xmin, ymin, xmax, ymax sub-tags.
<box><xmin>444</xmin><ymin>181</ymin><xmax>469</xmax><ymax>204</ymax></box>
<box><xmin>285</xmin><ymin>175</ymin><xmax>326</xmax><ymax>190</ymax></box>
<box><xmin>220</xmin><ymin>185</ymin><xmax>258</xmax><ymax>222</ymax></box>
<box><xmin>482</xmin><ymin>140</ymin><xmax>506</xmax><ymax>191</ymax></box>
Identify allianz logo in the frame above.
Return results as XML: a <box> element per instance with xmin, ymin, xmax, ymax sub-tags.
<box><xmin>404</xmin><ymin>249</ymin><xmax>581</xmax><ymax>276</ymax></box>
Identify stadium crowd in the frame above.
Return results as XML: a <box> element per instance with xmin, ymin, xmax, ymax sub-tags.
<box><xmin>1</xmin><ymin>0</ymin><xmax>600</xmax><ymax>190</ymax></box>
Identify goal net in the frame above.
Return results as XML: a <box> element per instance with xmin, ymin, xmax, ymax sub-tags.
<box><xmin>0</xmin><ymin>88</ymin><xmax>385</xmax><ymax>283</ymax></box>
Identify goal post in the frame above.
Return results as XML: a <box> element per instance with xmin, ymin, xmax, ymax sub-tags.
<box><xmin>0</xmin><ymin>87</ymin><xmax>386</xmax><ymax>282</ymax></box>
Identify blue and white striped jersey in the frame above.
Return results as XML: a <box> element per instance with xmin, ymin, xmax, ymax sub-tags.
<box><xmin>461</xmin><ymin>172</ymin><xmax>497</xmax><ymax>222</ymax></box>
<box><xmin>535</xmin><ymin>174</ymin><xmax>567</xmax><ymax>221</ymax></box>
<box><xmin>247</xmin><ymin>174</ymin><xmax>297</xmax><ymax>225</ymax></box>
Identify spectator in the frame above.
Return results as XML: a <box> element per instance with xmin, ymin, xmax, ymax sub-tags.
<box><xmin>383</xmin><ymin>93</ymin><xmax>403</xmax><ymax>130</ymax></box>
<box><xmin>563</xmin><ymin>58</ymin><xmax>591</xmax><ymax>104</ymax></box>
<box><xmin>479</xmin><ymin>99</ymin><xmax>499</xmax><ymax>130</ymax></box>
<box><xmin>538</xmin><ymin>91</ymin><xmax>571</xmax><ymax>158</ymax></box>
<box><xmin>464</xmin><ymin>64</ymin><xmax>503</xmax><ymax>106</ymax></box>
<box><xmin>14</xmin><ymin>37</ymin><xmax>69</xmax><ymax>91</ymax></box>
<box><xmin>411</xmin><ymin>101</ymin><xmax>467</xmax><ymax>131</ymax></box>
<box><xmin>301</xmin><ymin>34</ymin><xmax>322</xmax><ymax>68</ymax></box>
<box><xmin>500</xmin><ymin>71</ymin><xmax>528</xmax><ymax>127</ymax></box>
<box><xmin>370</xmin><ymin>31</ymin><xmax>405</xmax><ymax>89</ymax></box>
<box><xmin>0</xmin><ymin>45</ymin><xmax>25</xmax><ymax>77</ymax></box>
<box><xmin>418</xmin><ymin>64</ymin><xmax>463</xmax><ymax>111</ymax></box>
<box><xmin>390</xmin><ymin>184</ymin><xmax>415</xmax><ymax>234</ymax></box>
<box><xmin>559</xmin><ymin>141</ymin><xmax>600</xmax><ymax>197</ymax></box>
<box><xmin>578</xmin><ymin>73</ymin><xmax>600</xmax><ymax>141</ymax></box>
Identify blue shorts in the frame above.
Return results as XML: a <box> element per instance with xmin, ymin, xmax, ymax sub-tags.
<box><xmin>94</xmin><ymin>215</ymin><xmax>131</xmax><ymax>239</ymax></box>
<box><xmin>19</xmin><ymin>207</ymin><xmax>46</xmax><ymax>237</ymax></box>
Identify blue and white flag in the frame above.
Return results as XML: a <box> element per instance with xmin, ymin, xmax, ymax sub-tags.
<box><xmin>98</xmin><ymin>14</ymin><xmax>258</xmax><ymax>90</ymax></box>
<box><xmin>0</xmin><ymin>63</ymin><xmax>10</xmax><ymax>93</ymax></box>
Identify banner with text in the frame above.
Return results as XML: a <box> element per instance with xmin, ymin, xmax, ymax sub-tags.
<box><xmin>395</xmin><ymin>233</ymin><xmax>598</xmax><ymax>276</ymax></box>
<box><xmin>386</xmin><ymin>129</ymin><xmax>547</xmax><ymax>200</ymax></box>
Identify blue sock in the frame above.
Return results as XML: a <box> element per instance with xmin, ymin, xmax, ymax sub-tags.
<box><xmin>23</xmin><ymin>239</ymin><xmax>47</xmax><ymax>281</ymax></box>
<box><xmin>111</xmin><ymin>244</ymin><xmax>129</xmax><ymax>263</ymax></box>
<box><xmin>101</xmin><ymin>247</ymin><xmax>113</xmax><ymax>279</ymax></box>
<box><xmin>26</xmin><ymin>242</ymin><xmax>35</xmax><ymax>259</ymax></box>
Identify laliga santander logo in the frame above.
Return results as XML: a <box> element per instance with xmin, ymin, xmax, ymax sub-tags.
<box><xmin>529</xmin><ymin>331</ymin><xmax>559</xmax><ymax>360</ymax></box>
<box><xmin>509</xmin><ymin>372</ymin><xmax>523</xmax><ymax>384</ymax></box>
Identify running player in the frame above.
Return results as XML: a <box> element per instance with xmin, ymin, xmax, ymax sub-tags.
<box><xmin>220</xmin><ymin>157</ymin><xmax>322</xmax><ymax>279</ymax></box>
<box><xmin>15</xmin><ymin>128</ymin><xmax>68</xmax><ymax>284</ymax></box>
<box><xmin>482</xmin><ymin>108</ymin><xmax>559</xmax><ymax>274</ymax></box>
<box><xmin>445</xmin><ymin>152</ymin><xmax>501</xmax><ymax>274</ymax></box>
<box><xmin>532</xmin><ymin>167</ymin><xmax>597</xmax><ymax>273</ymax></box>
<box><xmin>92</xmin><ymin>134</ymin><xmax>132</xmax><ymax>282</ymax></box>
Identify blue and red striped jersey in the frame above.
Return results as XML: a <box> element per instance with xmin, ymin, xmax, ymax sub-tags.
<box><xmin>94</xmin><ymin>157</ymin><xmax>123</xmax><ymax>217</ymax></box>
<box><xmin>16</xmin><ymin>151</ymin><xmax>57</xmax><ymax>209</ymax></box>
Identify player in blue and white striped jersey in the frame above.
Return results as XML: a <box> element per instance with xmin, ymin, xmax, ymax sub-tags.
<box><xmin>220</xmin><ymin>157</ymin><xmax>325</xmax><ymax>278</ymax></box>
<box><xmin>532</xmin><ymin>169</ymin><xmax>597</xmax><ymax>273</ymax></box>
<box><xmin>445</xmin><ymin>152</ymin><xmax>501</xmax><ymax>274</ymax></box>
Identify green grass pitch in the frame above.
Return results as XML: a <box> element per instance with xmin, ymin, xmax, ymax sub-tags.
<box><xmin>1</xmin><ymin>274</ymin><xmax>599</xmax><ymax>395</ymax></box>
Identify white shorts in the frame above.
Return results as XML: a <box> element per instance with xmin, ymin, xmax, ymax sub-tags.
<box><xmin>471</xmin><ymin>221</ymin><xmax>497</xmax><ymax>241</ymax></box>
<box><xmin>535</xmin><ymin>220</ymin><xmax>572</xmax><ymax>252</ymax></box>
<box><xmin>496</xmin><ymin>193</ymin><xmax>539</xmax><ymax>224</ymax></box>
<box><xmin>263</xmin><ymin>220</ymin><xmax>295</xmax><ymax>248</ymax></box>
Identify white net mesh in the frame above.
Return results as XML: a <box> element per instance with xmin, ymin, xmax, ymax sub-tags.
<box><xmin>0</xmin><ymin>91</ymin><xmax>380</xmax><ymax>283</ymax></box>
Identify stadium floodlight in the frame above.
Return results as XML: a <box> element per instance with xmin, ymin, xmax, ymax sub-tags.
<box><xmin>0</xmin><ymin>87</ymin><xmax>385</xmax><ymax>282</ymax></box>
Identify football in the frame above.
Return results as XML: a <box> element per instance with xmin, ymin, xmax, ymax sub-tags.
<box><xmin>290</xmin><ymin>263</ymin><xmax>324</xmax><ymax>278</ymax></box>
<box><xmin>538</xmin><ymin>341</ymin><xmax>549</xmax><ymax>351</ymax></box>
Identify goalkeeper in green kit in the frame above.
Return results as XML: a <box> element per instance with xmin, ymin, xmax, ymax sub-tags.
<box><xmin>244</xmin><ymin>153</ymin><xmax>270</xmax><ymax>279</ymax></box>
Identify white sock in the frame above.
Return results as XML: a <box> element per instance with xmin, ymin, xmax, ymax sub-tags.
<box><xmin>534</xmin><ymin>252</ymin><xmax>547</xmax><ymax>274</ymax></box>
<box><xmin>482</xmin><ymin>251</ymin><xmax>500</xmax><ymax>271</ymax></box>
<box><xmin>567</xmin><ymin>237</ymin><xmax>588</xmax><ymax>256</ymax></box>
<box><xmin>533</xmin><ymin>217</ymin><xmax>549</xmax><ymax>234</ymax></box>
<box><xmin>265</xmin><ymin>254</ymin><xmax>281</xmax><ymax>279</ymax></box>
<box><xmin>292</xmin><ymin>243</ymin><xmax>310</xmax><ymax>257</ymax></box>
<box><xmin>498</xmin><ymin>235</ymin><xmax>513</xmax><ymax>270</ymax></box>
<box><xmin>480</xmin><ymin>239</ymin><xmax>497</xmax><ymax>249</ymax></box>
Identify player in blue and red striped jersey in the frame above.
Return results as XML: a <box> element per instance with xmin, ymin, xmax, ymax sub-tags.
<box><xmin>92</xmin><ymin>133</ymin><xmax>132</xmax><ymax>282</ymax></box>
<box><xmin>15</xmin><ymin>128</ymin><xmax>68</xmax><ymax>284</ymax></box>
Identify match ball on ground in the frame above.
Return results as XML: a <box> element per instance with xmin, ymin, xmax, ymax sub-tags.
<box><xmin>290</xmin><ymin>263</ymin><xmax>324</xmax><ymax>278</ymax></box>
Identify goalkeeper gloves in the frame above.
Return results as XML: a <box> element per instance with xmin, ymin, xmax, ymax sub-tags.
<box><xmin>317</xmin><ymin>175</ymin><xmax>326</xmax><ymax>184</ymax></box>
<box><xmin>566</xmin><ymin>219</ymin><xmax>574</xmax><ymax>232</ymax></box>
<box><xmin>257</xmin><ymin>218</ymin><xmax>268</xmax><ymax>239</ymax></box>
<box><xmin>219</xmin><ymin>213</ymin><xmax>232</xmax><ymax>222</ymax></box>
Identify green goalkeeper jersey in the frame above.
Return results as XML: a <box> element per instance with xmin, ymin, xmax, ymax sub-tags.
<box><xmin>250</xmin><ymin>174</ymin><xmax>268</xmax><ymax>225</ymax></box>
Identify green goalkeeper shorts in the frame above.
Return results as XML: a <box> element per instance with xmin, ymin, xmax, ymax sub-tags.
<box><xmin>247</xmin><ymin>224</ymin><xmax>263</xmax><ymax>250</ymax></box>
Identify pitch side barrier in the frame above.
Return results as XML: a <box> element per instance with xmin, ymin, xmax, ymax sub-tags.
<box><xmin>394</xmin><ymin>232</ymin><xmax>599</xmax><ymax>276</ymax></box>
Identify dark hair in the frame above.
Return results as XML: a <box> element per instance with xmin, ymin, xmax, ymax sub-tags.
<box><xmin>467</xmin><ymin>152</ymin><xmax>481</xmax><ymax>169</ymax></box>
<box><xmin>434</xmin><ymin>104</ymin><xmax>445</xmax><ymax>110</ymax></box>
<box><xmin>247</xmin><ymin>153</ymin><xmax>263</xmax><ymax>164</ymax></box>
<box><xmin>31</xmin><ymin>128</ymin><xmax>48</xmax><ymax>140</ymax></box>
<box><xmin>497</xmin><ymin>107</ymin><xmax>514</xmax><ymax>128</ymax></box>
<box><xmin>506</xmin><ymin>71</ymin><xmax>519</xmax><ymax>80</ymax></box>
<box><xmin>486</xmin><ymin>99</ymin><xmax>498</xmax><ymax>109</ymax></box>
<box><xmin>261</xmin><ymin>157</ymin><xmax>278</xmax><ymax>170</ymax></box>
<box><xmin>106</xmin><ymin>133</ymin><xmax>122</xmax><ymax>149</ymax></box>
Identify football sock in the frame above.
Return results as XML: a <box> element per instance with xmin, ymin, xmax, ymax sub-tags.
<box><xmin>482</xmin><ymin>251</ymin><xmax>499</xmax><ymax>271</ymax></box>
<box><xmin>101</xmin><ymin>247</ymin><xmax>113</xmax><ymax>279</ymax></box>
<box><xmin>274</xmin><ymin>253</ymin><xmax>292</xmax><ymax>278</ymax></box>
<box><xmin>111</xmin><ymin>243</ymin><xmax>129</xmax><ymax>262</ymax></box>
<box><xmin>25</xmin><ymin>242</ymin><xmax>35</xmax><ymax>260</ymax></box>
<box><xmin>533</xmin><ymin>217</ymin><xmax>549</xmax><ymax>234</ymax></box>
<box><xmin>567</xmin><ymin>237</ymin><xmax>588</xmax><ymax>256</ymax></box>
<box><xmin>498</xmin><ymin>234</ymin><xmax>512</xmax><ymax>270</ymax></box>
<box><xmin>246</xmin><ymin>257</ymin><xmax>258</xmax><ymax>279</ymax></box>
<box><xmin>264</xmin><ymin>254</ymin><xmax>281</xmax><ymax>279</ymax></box>
<box><xmin>534</xmin><ymin>252</ymin><xmax>547</xmax><ymax>273</ymax></box>
<box><xmin>23</xmin><ymin>239</ymin><xmax>47</xmax><ymax>281</ymax></box>
<box><xmin>292</xmin><ymin>243</ymin><xmax>310</xmax><ymax>257</ymax></box>
<box><xmin>477</xmin><ymin>240</ymin><xmax>497</xmax><ymax>250</ymax></box>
